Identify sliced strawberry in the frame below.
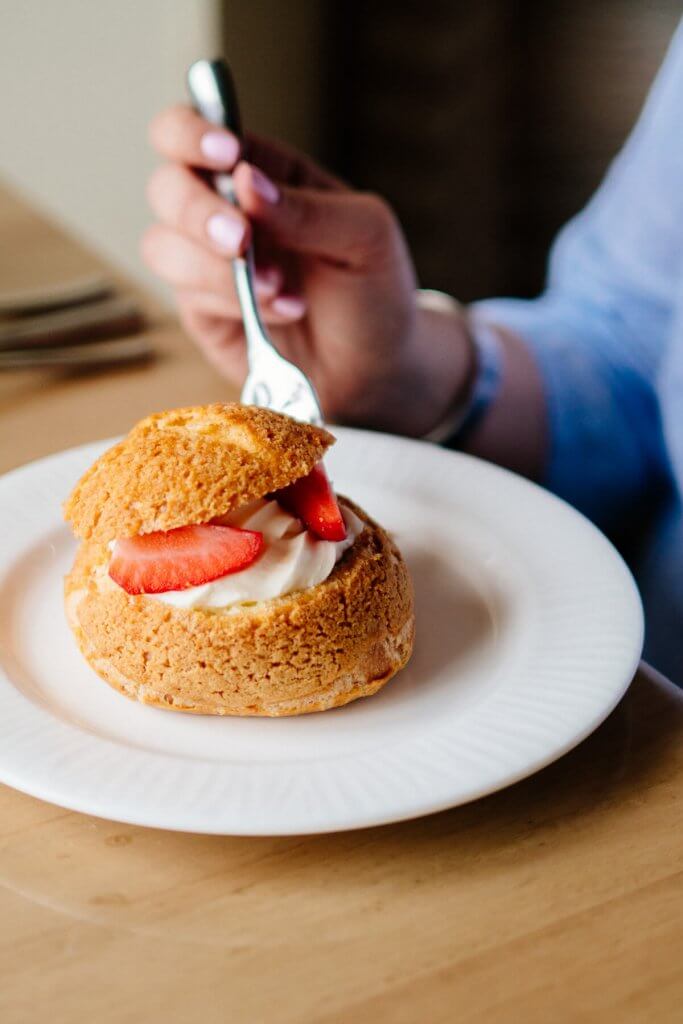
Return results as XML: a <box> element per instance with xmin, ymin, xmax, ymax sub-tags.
<box><xmin>275</xmin><ymin>462</ymin><xmax>347</xmax><ymax>542</ymax></box>
<box><xmin>109</xmin><ymin>524</ymin><xmax>264</xmax><ymax>595</ymax></box>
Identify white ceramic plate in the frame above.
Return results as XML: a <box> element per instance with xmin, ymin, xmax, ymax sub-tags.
<box><xmin>0</xmin><ymin>429</ymin><xmax>643</xmax><ymax>835</ymax></box>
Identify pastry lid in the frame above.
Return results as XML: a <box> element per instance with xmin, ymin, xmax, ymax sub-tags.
<box><xmin>64</xmin><ymin>403</ymin><xmax>335</xmax><ymax>542</ymax></box>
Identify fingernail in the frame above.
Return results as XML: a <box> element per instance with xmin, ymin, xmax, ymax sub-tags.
<box><xmin>200</xmin><ymin>131</ymin><xmax>239</xmax><ymax>165</ymax></box>
<box><xmin>272</xmin><ymin>295</ymin><xmax>306</xmax><ymax>319</ymax></box>
<box><xmin>206</xmin><ymin>213</ymin><xmax>245</xmax><ymax>253</ymax></box>
<box><xmin>254</xmin><ymin>267</ymin><xmax>281</xmax><ymax>297</ymax></box>
<box><xmin>250</xmin><ymin>165</ymin><xmax>280</xmax><ymax>204</ymax></box>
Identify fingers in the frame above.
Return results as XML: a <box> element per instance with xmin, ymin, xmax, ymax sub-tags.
<box><xmin>144</xmin><ymin>163</ymin><xmax>307</xmax><ymax>321</ymax></box>
<box><xmin>141</xmin><ymin>224</ymin><xmax>234</xmax><ymax>294</ymax></box>
<box><xmin>149</xmin><ymin>105</ymin><xmax>241</xmax><ymax>170</ymax></box>
<box><xmin>149</xmin><ymin>105</ymin><xmax>344</xmax><ymax>191</ymax></box>
<box><xmin>245</xmin><ymin>132</ymin><xmax>345</xmax><ymax>190</ymax></box>
<box><xmin>146</xmin><ymin>162</ymin><xmax>251</xmax><ymax>257</ymax></box>
<box><xmin>175</xmin><ymin>296</ymin><xmax>247</xmax><ymax>383</ymax></box>
<box><xmin>173</xmin><ymin>287</ymin><xmax>305</xmax><ymax>325</ymax></box>
<box><xmin>146</xmin><ymin>162</ymin><xmax>292</xmax><ymax>305</ymax></box>
<box><xmin>233</xmin><ymin>162</ymin><xmax>399</xmax><ymax>269</ymax></box>
<box><xmin>141</xmin><ymin>226</ymin><xmax>306</xmax><ymax>323</ymax></box>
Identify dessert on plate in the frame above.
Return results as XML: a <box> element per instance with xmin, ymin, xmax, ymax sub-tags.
<box><xmin>63</xmin><ymin>403</ymin><xmax>414</xmax><ymax>716</ymax></box>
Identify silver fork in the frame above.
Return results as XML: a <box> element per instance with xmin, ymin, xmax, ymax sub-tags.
<box><xmin>187</xmin><ymin>59</ymin><xmax>324</xmax><ymax>427</ymax></box>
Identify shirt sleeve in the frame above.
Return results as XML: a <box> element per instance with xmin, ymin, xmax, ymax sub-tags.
<box><xmin>472</xmin><ymin>19</ymin><xmax>683</xmax><ymax>528</ymax></box>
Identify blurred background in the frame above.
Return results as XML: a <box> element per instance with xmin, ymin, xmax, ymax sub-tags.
<box><xmin>0</xmin><ymin>0</ymin><xmax>680</xmax><ymax>303</ymax></box>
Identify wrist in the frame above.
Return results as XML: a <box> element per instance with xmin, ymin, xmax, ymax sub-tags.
<box><xmin>405</xmin><ymin>292</ymin><xmax>476</xmax><ymax>438</ymax></box>
<box><xmin>330</xmin><ymin>291</ymin><xmax>474</xmax><ymax>437</ymax></box>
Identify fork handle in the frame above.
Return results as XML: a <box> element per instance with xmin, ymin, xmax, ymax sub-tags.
<box><xmin>187</xmin><ymin>59</ymin><xmax>244</xmax><ymax>212</ymax></box>
<box><xmin>187</xmin><ymin>59</ymin><xmax>242</xmax><ymax>138</ymax></box>
<box><xmin>187</xmin><ymin>59</ymin><xmax>270</xmax><ymax>362</ymax></box>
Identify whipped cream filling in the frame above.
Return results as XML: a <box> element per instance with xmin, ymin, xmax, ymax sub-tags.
<box><xmin>122</xmin><ymin>499</ymin><xmax>364</xmax><ymax>611</ymax></box>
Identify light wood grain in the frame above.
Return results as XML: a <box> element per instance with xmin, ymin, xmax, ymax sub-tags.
<box><xmin>0</xmin><ymin>182</ymin><xmax>682</xmax><ymax>1024</ymax></box>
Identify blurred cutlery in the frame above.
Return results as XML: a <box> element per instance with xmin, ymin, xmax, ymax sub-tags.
<box><xmin>0</xmin><ymin>335</ymin><xmax>153</xmax><ymax>371</ymax></box>
<box><xmin>0</xmin><ymin>274</ymin><xmax>113</xmax><ymax>318</ymax></box>
<box><xmin>0</xmin><ymin>295</ymin><xmax>144</xmax><ymax>351</ymax></box>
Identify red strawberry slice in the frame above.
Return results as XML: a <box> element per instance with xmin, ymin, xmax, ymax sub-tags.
<box><xmin>109</xmin><ymin>524</ymin><xmax>264</xmax><ymax>595</ymax></box>
<box><xmin>275</xmin><ymin>462</ymin><xmax>347</xmax><ymax>542</ymax></box>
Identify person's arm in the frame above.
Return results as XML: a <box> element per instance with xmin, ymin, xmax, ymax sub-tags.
<box><xmin>143</xmin><ymin>21</ymin><xmax>682</xmax><ymax>527</ymax></box>
<box><xmin>467</xmin><ymin>20</ymin><xmax>683</xmax><ymax>526</ymax></box>
<box><xmin>143</xmin><ymin>113</ymin><xmax>548</xmax><ymax>468</ymax></box>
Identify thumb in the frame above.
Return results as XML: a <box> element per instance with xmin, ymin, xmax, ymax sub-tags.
<box><xmin>233</xmin><ymin>162</ymin><xmax>396</xmax><ymax>269</ymax></box>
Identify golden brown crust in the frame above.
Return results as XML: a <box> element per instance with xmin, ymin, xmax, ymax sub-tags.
<box><xmin>63</xmin><ymin>404</ymin><xmax>335</xmax><ymax>543</ymax></box>
<box><xmin>64</xmin><ymin>500</ymin><xmax>415</xmax><ymax>716</ymax></box>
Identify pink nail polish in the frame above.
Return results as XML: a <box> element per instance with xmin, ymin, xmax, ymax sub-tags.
<box><xmin>206</xmin><ymin>213</ymin><xmax>245</xmax><ymax>253</ymax></box>
<box><xmin>254</xmin><ymin>267</ymin><xmax>281</xmax><ymax>296</ymax></box>
<box><xmin>272</xmin><ymin>295</ymin><xmax>306</xmax><ymax>319</ymax></box>
<box><xmin>250</xmin><ymin>165</ymin><xmax>280</xmax><ymax>204</ymax></box>
<box><xmin>200</xmin><ymin>131</ymin><xmax>239</xmax><ymax>165</ymax></box>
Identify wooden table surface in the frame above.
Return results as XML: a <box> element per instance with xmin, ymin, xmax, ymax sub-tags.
<box><xmin>1</xmin><ymin>182</ymin><xmax>682</xmax><ymax>1024</ymax></box>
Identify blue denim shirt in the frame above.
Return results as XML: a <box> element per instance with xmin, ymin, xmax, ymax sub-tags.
<box><xmin>474</xmin><ymin>20</ymin><xmax>683</xmax><ymax>682</ymax></box>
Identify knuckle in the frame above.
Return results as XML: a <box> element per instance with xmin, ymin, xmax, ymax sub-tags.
<box><xmin>148</xmin><ymin>164</ymin><xmax>201</xmax><ymax>232</ymax></box>
<box><xmin>288</xmin><ymin>193</ymin><xmax>316</xmax><ymax>236</ymax></box>
<box><xmin>359</xmin><ymin>192</ymin><xmax>396</xmax><ymax>249</ymax></box>
<box><xmin>174</xmin><ymin>289</ymin><xmax>201</xmax><ymax>319</ymax></box>
<box><xmin>168</xmin><ymin>168</ymin><xmax>197</xmax><ymax>227</ymax></box>
<box><xmin>176</xmin><ymin>301</ymin><xmax>206</xmax><ymax>343</ymax></box>
<box><xmin>140</xmin><ymin>225</ymin><xmax>186</xmax><ymax>280</ymax></box>
<box><xmin>204</xmin><ymin>257</ymin><xmax>235</xmax><ymax>294</ymax></box>
<box><xmin>149</xmin><ymin>104</ymin><xmax>194</xmax><ymax>154</ymax></box>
